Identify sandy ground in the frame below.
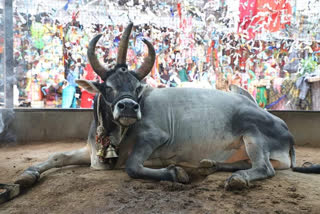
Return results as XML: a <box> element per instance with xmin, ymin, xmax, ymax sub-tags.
<box><xmin>0</xmin><ymin>141</ymin><xmax>319</xmax><ymax>214</ymax></box>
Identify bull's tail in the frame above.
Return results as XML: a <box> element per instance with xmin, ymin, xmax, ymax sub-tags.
<box><xmin>293</xmin><ymin>163</ymin><xmax>320</xmax><ymax>173</ymax></box>
<box><xmin>288</xmin><ymin>133</ymin><xmax>320</xmax><ymax>173</ymax></box>
<box><xmin>289</xmin><ymin>139</ymin><xmax>296</xmax><ymax>168</ymax></box>
<box><xmin>290</xmin><ymin>138</ymin><xmax>320</xmax><ymax>173</ymax></box>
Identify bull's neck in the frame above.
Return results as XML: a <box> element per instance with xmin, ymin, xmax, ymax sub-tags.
<box><xmin>96</xmin><ymin>95</ymin><xmax>129</xmax><ymax>146</ymax></box>
<box><xmin>101</xmin><ymin>106</ymin><xmax>118</xmax><ymax>135</ymax></box>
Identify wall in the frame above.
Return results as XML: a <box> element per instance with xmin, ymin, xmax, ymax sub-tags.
<box><xmin>270</xmin><ymin>111</ymin><xmax>320</xmax><ymax>147</ymax></box>
<box><xmin>13</xmin><ymin>109</ymin><xmax>93</xmax><ymax>143</ymax></box>
<box><xmin>8</xmin><ymin>109</ymin><xmax>320</xmax><ymax>147</ymax></box>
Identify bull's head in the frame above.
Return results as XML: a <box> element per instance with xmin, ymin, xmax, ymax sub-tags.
<box><xmin>76</xmin><ymin>23</ymin><xmax>155</xmax><ymax>127</ymax></box>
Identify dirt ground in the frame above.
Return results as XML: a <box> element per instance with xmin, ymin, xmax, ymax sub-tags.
<box><xmin>0</xmin><ymin>141</ymin><xmax>319</xmax><ymax>214</ymax></box>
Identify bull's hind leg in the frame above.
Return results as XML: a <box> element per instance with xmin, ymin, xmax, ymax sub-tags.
<box><xmin>15</xmin><ymin>146</ymin><xmax>90</xmax><ymax>189</ymax></box>
<box><xmin>224</xmin><ymin>134</ymin><xmax>275</xmax><ymax>191</ymax></box>
<box><xmin>199</xmin><ymin>159</ymin><xmax>251</xmax><ymax>175</ymax></box>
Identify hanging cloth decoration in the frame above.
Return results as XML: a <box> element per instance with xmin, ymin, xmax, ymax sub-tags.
<box><xmin>255</xmin><ymin>0</ymin><xmax>292</xmax><ymax>33</ymax></box>
<box><xmin>238</xmin><ymin>0</ymin><xmax>258</xmax><ymax>39</ymax></box>
<box><xmin>256</xmin><ymin>86</ymin><xmax>268</xmax><ymax>108</ymax></box>
<box><xmin>177</xmin><ymin>3</ymin><xmax>182</xmax><ymax>19</ymax></box>
<box><xmin>31</xmin><ymin>22</ymin><xmax>45</xmax><ymax>49</ymax></box>
<box><xmin>177</xmin><ymin>3</ymin><xmax>182</xmax><ymax>28</ymax></box>
<box><xmin>170</xmin><ymin>6</ymin><xmax>174</xmax><ymax>17</ymax></box>
<box><xmin>151</xmin><ymin>55</ymin><xmax>159</xmax><ymax>77</ymax></box>
<box><xmin>206</xmin><ymin>40</ymin><xmax>214</xmax><ymax>63</ymax></box>
<box><xmin>214</xmin><ymin>46</ymin><xmax>219</xmax><ymax>68</ymax></box>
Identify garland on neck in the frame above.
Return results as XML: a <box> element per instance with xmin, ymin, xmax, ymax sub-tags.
<box><xmin>95</xmin><ymin>93</ymin><xmax>117</xmax><ymax>162</ymax></box>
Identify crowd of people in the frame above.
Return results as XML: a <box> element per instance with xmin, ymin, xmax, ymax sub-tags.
<box><xmin>10</xmin><ymin>10</ymin><xmax>320</xmax><ymax>110</ymax></box>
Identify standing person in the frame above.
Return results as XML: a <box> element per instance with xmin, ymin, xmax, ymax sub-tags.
<box><xmin>247</xmin><ymin>61</ymin><xmax>257</xmax><ymax>97</ymax></box>
<box><xmin>168</xmin><ymin>67</ymin><xmax>181</xmax><ymax>87</ymax></box>
<box><xmin>178</xmin><ymin>64</ymin><xmax>189</xmax><ymax>82</ymax></box>
<box><xmin>207</xmin><ymin>64</ymin><xmax>216</xmax><ymax>88</ymax></box>
<box><xmin>186</xmin><ymin>63</ymin><xmax>195</xmax><ymax>81</ymax></box>
<box><xmin>231</xmin><ymin>66</ymin><xmax>242</xmax><ymax>86</ymax></box>
<box><xmin>255</xmin><ymin>61</ymin><xmax>268</xmax><ymax>108</ymax></box>
<box><xmin>160</xmin><ymin>66</ymin><xmax>170</xmax><ymax>85</ymax></box>
<box><xmin>62</xmin><ymin>62</ymin><xmax>79</xmax><ymax>108</ymax></box>
<box><xmin>215</xmin><ymin>67</ymin><xmax>229</xmax><ymax>92</ymax></box>
<box><xmin>63</xmin><ymin>42</ymin><xmax>74</xmax><ymax>78</ymax></box>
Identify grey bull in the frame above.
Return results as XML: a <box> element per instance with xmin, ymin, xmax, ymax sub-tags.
<box><xmin>14</xmin><ymin>23</ymin><xmax>305</xmax><ymax>193</ymax></box>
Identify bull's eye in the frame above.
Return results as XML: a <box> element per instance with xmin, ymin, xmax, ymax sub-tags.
<box><xmin>136</xmin><ymin>86</ymin><xmax>142</xmax><ymax>95</ymax></box>
<box><xmin>105</xmin><ymin>86</ymin><xmax>113</xmax><ymax>94</ymax></box>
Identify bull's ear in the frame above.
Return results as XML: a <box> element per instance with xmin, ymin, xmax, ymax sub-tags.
<box><xmin>76</xmin><ymin>80</ymin><xmax>100</xmax><ymax>93</ymax></box>
<box><xmin>138</xmin><ymin>84</ymin><xmax>148</xmax><ymax>98</ymax></box>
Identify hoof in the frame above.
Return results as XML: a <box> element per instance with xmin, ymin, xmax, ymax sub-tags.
<box><xmin>302</xmin><ymin>162</ymin><xmax>313</xmax><ymax>167</ymax></box>
<box><xmin>14</xmin><ymin>169</ymin><xmax>40</xmax><ymax>189</ymax></box>
<box><xmin>225</xmin><ymin>174</ymin><xmax>248</xmax><ymax>191</ymax></box>
<box><xmin>198</xmin><ymin>159</ymin><xmax>218</xmax><ymax>175</ymax></box>
<box><xmin>168</xmin><ymin>165</ymin><xmax>190</xmax><ymax>184</ymax></box>
<box><xmin>199</xmin><ymin>159</ymin><xmax>216</xmax><ymax>168</ymax></box>
<box><xmin>0</xmin><ymin>183</ymin><xmax>20</xmax><ymax>204</ymax></box>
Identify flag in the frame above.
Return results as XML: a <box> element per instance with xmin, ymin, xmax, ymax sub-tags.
<box><xmin>63</xmin><ymin>0</ymin><xmax>72</xmax><ymax>11</ymax></box>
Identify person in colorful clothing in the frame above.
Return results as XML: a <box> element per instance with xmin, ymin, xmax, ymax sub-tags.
<box><xmin>62</xmin><ymin>62</ymin><xmax>80</xmax><ymax>108</ymax></box>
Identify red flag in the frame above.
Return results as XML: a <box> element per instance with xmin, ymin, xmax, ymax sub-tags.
<box><xmin>238</xmin><ymin>0</ymin><xmax>258</xmax><ymax>39</ymax></box>
<box><xmin>177</xmin><ymin>3</ymin><xmax>182</xmax><ymax>19</ymax></box>
<box><xmin>256</xmin><ymin>0</ymin><xmax>292</xmax><ymax>32</ymax></box>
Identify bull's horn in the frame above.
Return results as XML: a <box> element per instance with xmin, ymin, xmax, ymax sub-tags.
<box><xmin>116</xmin><ymin>22</ymin><xmax>133</xmax><ymax>65</ymax></box>
<box><xmin>87</xmin><ymin>34</ymin><xmax>108</xmax><ymax>80</ymax></box>
<box><xmin>135</xmin><ymin>38</ymin><xmax>156</xmax><ymax>80</ymax></box>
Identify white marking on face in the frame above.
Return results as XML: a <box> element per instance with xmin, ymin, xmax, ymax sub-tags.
<box><xmin>113</xmin><ymin>106</ymin><xmax>121</xmax><ymax>121</ymax></box>
<box><xmin>118</xmin><ymin>117</ymin><xmax>137</xmax><ymax>126</ymax></box>
<box><xmin>136</xmin><ymin>110</ymin><xmax>141</xmax><ymax>120</ymax></box>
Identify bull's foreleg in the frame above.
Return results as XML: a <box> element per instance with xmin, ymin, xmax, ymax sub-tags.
<box><xmin>125</xmin><ymin>131</ymin><xmax>190</xmax><ymax>184</ymax></box>
<box><xmin>15</xmin><ymin>146</ymin><xmax>90</xmax><ymax>189</ymax></box>
<box><xmin>224</xmin><ymin>134</ymin><xmax>275</xmax><ymax>191</ymax></box>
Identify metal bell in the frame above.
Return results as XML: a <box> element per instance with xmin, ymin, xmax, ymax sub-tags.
<box><xmin>105</xmin><ymin>145</ymin><xmax>118</xmax><ymax>159</ymax></box>
<box><xmin>97</xmin><ymin>147</ymin><xmax>105</xmax><ymax>158</ymax></box>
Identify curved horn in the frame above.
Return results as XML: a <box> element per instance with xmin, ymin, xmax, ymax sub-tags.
<box><xmin>87</xmin><ymin>34</ymin><xmax>108</xmax><ymax>80</ymax></box>
<box><xmin>116</xmin><ymin>22</ymin><xmax>133</xmax><ymax>65</ymax></box>
<box><xmin>135</xmin><ymin>38</ymin><xmax>156</xmax><ymax>80</ymax></box>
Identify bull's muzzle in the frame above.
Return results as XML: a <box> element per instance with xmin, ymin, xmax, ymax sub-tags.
<box><xmin>113</xmin><ymin>98</ymin><xmax>141</xmax><ymax>126</ymax></box>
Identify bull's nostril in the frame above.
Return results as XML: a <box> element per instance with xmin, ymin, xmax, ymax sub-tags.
<box><xmin>118</xmin><ymin>103</ymin><xmax>125</xmax><ymax>110</ymax></box>
<box><xmin>133</xmin><ymin>104</ymin><xmax>139</xmax><ymax>111</ymax></box>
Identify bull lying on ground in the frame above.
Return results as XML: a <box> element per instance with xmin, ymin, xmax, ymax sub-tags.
<box><xmin>14</xmin><ymin>23</ymin><xmax>318</xmax><ymax>192</ymax></box>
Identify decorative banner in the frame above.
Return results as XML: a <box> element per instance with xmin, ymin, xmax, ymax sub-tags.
<box><xmin>255</xmin><ymin>0</ymin><xmax>292</xmax><ymax>33</ymax></box>
<box><xmin>238</xmin><ymin>0</ymin><xmax>258</xmax><ymax>39</ymax></box>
